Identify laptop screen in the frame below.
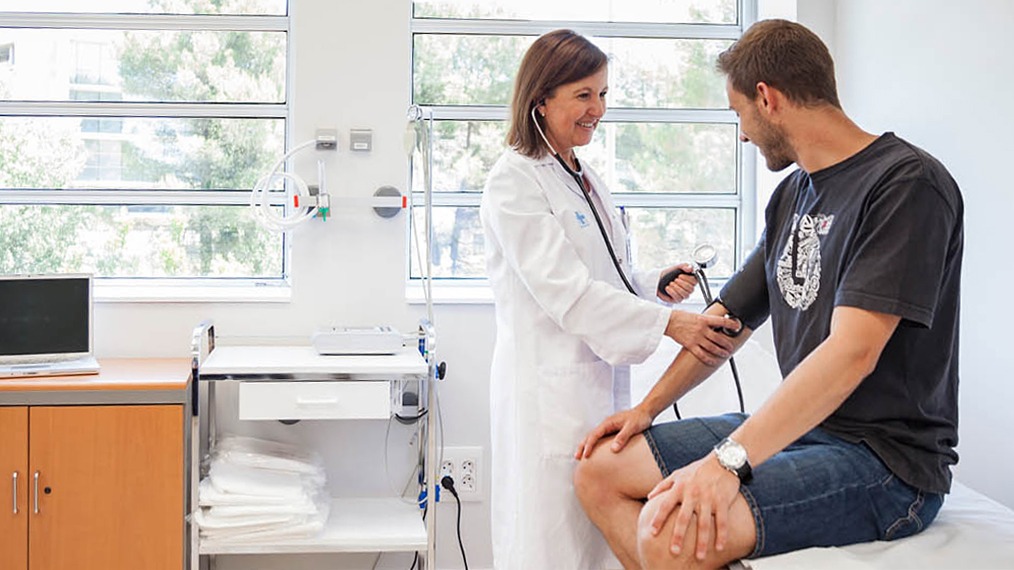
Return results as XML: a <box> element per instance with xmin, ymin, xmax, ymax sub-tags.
<box><xmin>0</xmin><ymin>275</ymin><xmax>92</xmax><ymax>359</ymax></box>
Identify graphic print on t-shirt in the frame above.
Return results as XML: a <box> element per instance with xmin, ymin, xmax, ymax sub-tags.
<box><xmin>776</xmin><ymin>213</ymin><xmax>834</xmax><ymax>310</ymax></box>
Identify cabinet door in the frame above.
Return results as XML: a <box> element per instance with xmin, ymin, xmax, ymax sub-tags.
<box><xmin>29</xmin><ymin>405</ymin><xmax>184</xmax><ymax>570</ymax></box>
<box><xmin>0</xmin><ymin>407</ymin><xmax>28</xmax><ymax>570</ymax></box>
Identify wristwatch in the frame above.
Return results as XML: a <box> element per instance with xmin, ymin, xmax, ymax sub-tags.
<box><xmin>714</xmin><ymin>437</ymin><xmax>753</xmax><ymax>483</ymax></box>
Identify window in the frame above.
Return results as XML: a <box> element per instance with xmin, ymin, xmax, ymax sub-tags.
<box><xmin>409</xmin><ymin>0</ymin><xmax>756</xmax><ymax>283</ymax></box>
<box><xmin>0</xmin><ymin>2</ymin><xmax>289</xmax><ymax>281</ymax></box>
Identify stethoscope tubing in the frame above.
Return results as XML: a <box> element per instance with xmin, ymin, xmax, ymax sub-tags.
<box><xmin>551</xmin><ymin>153</ymin><xmax>638</xmax><ymax>296</ymax></box>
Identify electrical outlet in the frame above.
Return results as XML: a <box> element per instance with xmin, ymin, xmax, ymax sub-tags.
<box><xmin>440</xmin><ymin>446</ymin><xmax>482</xmax><ymax>502</ymax></box>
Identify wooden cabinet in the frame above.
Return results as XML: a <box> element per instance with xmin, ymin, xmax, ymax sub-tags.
<box><xmin>0</xmin><ymin>407</ymin><xmax>29</xmax><ymax>570</ymax></box>
<box><xmin>0</xmin><ymin>359</ymin><xmax>189</xmax><ymax>570</ymax></box>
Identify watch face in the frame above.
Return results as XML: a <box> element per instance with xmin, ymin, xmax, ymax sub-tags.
<box><xmin>719</xmin><ymin>439</ymin><xmax>747</xmax><ymax>467</ymax></box>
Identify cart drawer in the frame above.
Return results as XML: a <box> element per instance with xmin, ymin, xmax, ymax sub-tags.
<box><xmin>238</xmin><ymin>381</ymin><xmax>391</xmax><ymax>420</ymax></box>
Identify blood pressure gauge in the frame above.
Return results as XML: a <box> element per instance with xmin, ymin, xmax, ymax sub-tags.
<box><xmin>691</xmin><ymin>243</ymin><xmax>718</xmax><ymax>270</ymax></box>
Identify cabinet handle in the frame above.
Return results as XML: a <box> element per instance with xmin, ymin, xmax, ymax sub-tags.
<box><xmin>295</xmin><ymin>397</ymin><xmax>339</xmax><ymax>406</ymax></box>
<box><xmin>11</xmin><ymin>472</ymin><xmax>17</xmax><ymax>515</ymax></box>
<box><xmin>33</xmin><ymin>471</ymin><xmax>39</xmax><ymax>514</ymax></box>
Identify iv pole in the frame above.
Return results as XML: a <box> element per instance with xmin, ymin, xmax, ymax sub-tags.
<box><xmin>407</xmin><ymin>104</ymin><xmax>437</xmax><ymax>570</ymax></box>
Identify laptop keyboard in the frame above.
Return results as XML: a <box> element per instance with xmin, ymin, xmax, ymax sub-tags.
<box><xmin>3</xmin><ymin>354</ymin><xmax>79</xmax><ymax>365</ymax></box>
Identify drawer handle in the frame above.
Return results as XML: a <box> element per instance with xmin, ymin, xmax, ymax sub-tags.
<box><xmin>11</xmin><ymin>471</ymin><xmax>17</xmax><ymax>515</ymax></box>
<box><xmin>295</xmin><ymin>397</ymin><xmax>339</xmax><ymax>407</ymax></box>
<box><xmin>33</xmin><ymin>471</ymin><xmax>39</xmax><ymax>515</ymax></box>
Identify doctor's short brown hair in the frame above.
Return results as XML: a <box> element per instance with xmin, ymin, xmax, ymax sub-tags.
<box><xmin>507</xmin><ymin>29</ymin><xmax>608</xmax><ymax>159</ymax></box>
<box><xmin>718</xmin><ymin>19</ymin><xmax>841</xmax><ymax>109</ymax></box>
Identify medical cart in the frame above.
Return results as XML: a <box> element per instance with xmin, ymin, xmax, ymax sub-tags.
<box><xmin>188</xmin><ymin>320</ymin><xmax>438</xmax><ymax>569</ymax></box>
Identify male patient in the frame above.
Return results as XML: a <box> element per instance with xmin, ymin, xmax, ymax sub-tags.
<box><xmin>572</xmin><ymin>19</ymin><xmax>963</xmax><ymax>570</ymax></box>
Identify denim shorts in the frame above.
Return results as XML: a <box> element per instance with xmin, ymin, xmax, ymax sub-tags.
<box><xmin>644</xmin><ymin>413</ymin><xmax>944</xmax><ymax>558</ymax></box>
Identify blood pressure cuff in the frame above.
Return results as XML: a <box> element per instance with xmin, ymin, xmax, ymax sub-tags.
<box><xmin>716</xmin><ymin>244</ymin><xmax>770</xmax><ymax>332</ymax></box>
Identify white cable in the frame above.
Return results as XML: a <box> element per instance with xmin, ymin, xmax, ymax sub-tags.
<box><xmin>384</xmin><ymin>414</ymin><xmax>427</xmax><ymax>507</ymax></box>
<box><xmin>250</xmin><ymin>139</ymin><xmax>321</xmax><ymax>231</ymax></box>
<box><xmin>406</xmin><ymin>107</ymin><xmax>435</xmax><ymax>316</ymax></box>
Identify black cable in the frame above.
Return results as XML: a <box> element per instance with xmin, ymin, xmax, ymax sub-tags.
<box><xmin>672</xmin><ymin>270</ymin><xmax>745</xmax><ymax>420</ymax></box>
<box><xmin>553</xmin><ymin>153</ymin><xmax>637</xmax><ymax>295</ymax></box>
<box><xmin>409</xmin><ymin>503</ymin><xmax>427</xmax><ymax>570</ymax></box>
<box><xmin>440</xmin><ymin>476</ymin><xmax>469</xmax><ymax>570</ymax></box>
<box><xmin>729</xmin><ymin>355</ymin><xmax>745</xmax><ymax>413</ymax></box>
<box><xmin>394</xmin><ymin>408</ymin><xmax>428</xmax><ymax>425</ymax></box>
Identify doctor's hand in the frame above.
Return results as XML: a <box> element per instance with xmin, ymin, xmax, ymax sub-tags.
<box><xmin>645</xmin><ymin>453</ymin><xmax>741</xmax><ymax>562</ymax></box>
<box><xmin>658</xmin><ymin>263</ymin><xmax>697</xmax><ymax>303</ymax></box>
<box><xmin>575</xmin><ymin>404</ymin><xmax>654</xmax><ymax>459</ymax></box>
<box><xmin>666</xmin><ymin>311</ymin><xmax>740</xmax><ymax>366</ymax></box>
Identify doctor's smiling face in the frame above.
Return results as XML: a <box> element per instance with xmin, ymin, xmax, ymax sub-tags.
<box><xmin>538</xmin><ymin>65</ymin><xmax>608</xmax><ymax>165</ymax></box>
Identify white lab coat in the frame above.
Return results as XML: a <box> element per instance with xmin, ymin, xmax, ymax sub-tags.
<box><xmin>480</xmin><ymin>150</ymin><xmax>671</xmax><ymax>570</ymax></box>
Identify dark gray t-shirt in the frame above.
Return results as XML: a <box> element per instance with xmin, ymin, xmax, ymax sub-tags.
<box><xmin>720</xmin><ymin>132</ymin><xmax>963</xmax><ymax>494</ymax></box>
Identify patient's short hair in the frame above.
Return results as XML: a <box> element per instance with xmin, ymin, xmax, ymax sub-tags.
<box><xmin>718</xmin><ymin>19</ymin><xmax>841</xmax><ymax>109</ymax></box>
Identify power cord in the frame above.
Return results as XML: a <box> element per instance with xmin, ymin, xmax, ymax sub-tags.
<box><xmin>440</xmin><ymin>475</ymin><xmax>469</xmax><ymax>570</ymax></box>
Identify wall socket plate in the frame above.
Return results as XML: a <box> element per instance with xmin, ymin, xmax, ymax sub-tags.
<box><xmin>439</xmin><ymin>446</ymin><xmax>482</xmax><ymax>502</ymax></box>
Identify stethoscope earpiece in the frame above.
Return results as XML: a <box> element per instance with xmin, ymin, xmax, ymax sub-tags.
<box><xmin>531</xmin><ymin>104</ymin><xmax>558</xmax><ymax>156</ymax></box>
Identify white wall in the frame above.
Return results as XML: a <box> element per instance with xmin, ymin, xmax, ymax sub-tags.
<box><xmin>89</xmin><ymin>2</ymin><xmax>1014</xmax><ymax>569</ymax></box>
<box><xmin>808</xmin><ymin>0</ymin><xmax>1014</xmax><ymax>508</ymax></box>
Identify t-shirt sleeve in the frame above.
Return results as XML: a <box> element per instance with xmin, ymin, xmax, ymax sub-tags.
<box><xmin>835</xmin><ymin>177</ymin><xmax>958</xmax><ymax>328</ymax></box>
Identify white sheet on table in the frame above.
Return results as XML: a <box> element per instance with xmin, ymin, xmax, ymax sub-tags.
<box><xmin>744</xmin><ymin>482</ymin><xmax>1014</xmax><ymax>570</ymax></box>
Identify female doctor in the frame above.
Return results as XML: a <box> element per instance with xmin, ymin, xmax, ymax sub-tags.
<box><xmin>479</xmin><ymin>29</ymin><xmax>740</xmax><ymax>570</ymax></box>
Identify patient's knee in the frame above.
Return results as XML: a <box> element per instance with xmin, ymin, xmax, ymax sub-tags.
<box><xmin>573</xmin><ymin>441</ymin><xmax>619</xmax><ymax>505</ymax></box>
<box><xmin>637</xmin><ymin>492</ymin><xmax>755</xmax><ymax>570</ymax></box>
<box><xmin>637</xmin><ymin>496</ymin><xmax>671</xmax><ymax>567</ymax></box>
<box><xmin>637</xmin><ymin>495</ymin><xmax>702</xmax><ymax>570</ymax></box>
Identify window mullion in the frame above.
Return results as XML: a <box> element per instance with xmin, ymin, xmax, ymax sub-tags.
<box><xmin>0</xmin><ymin>190</ymin><xmax>270</xmax><ymax>206</ymax></box>
<box><xmin>613</xmin><ymin>195</ymin><xmax>742</xmax><ymax>210</ymax></box>
<box><xmin>0</xmin><ymin>101</ymin><xmax>287</xmax><ymax>119</ymax></box>
<box><xmin>0</xmin><ymin>12</ymin><xmax>287</xmax><ymax>32</ymax></box>
<box><xmin>411</xmin><ymin>18</ymin><xmax>742</xmax><ymax>40</ymax></box>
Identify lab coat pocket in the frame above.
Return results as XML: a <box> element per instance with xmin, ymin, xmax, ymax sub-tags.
<box><xmin>535</xmin><ymin>360</ymin><xmax>613</xmax><ymax>459</ymax></box>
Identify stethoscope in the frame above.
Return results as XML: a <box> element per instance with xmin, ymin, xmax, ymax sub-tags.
<box><xmin>531</xmin><ymin>105</ymin><xmax>637</xmax><ymax>295</ymax></box>
<box><xmin>533</xmin><ymin>105</ymin><xmax>745</xmax><ymax>418</ymax></box>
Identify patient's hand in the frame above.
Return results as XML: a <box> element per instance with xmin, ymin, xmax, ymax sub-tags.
<box><xmin>575</xmin><ymin>405</ymin><xmax>653</xmax><ymax>459</ymax></box>
<box><xmin>646</xmin><ymin>454</ymin><xmax>741</xmax><ymax>561</ymax></box>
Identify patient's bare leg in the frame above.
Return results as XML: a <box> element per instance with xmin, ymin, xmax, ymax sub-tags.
<box><xmin>574</xmin><ymin>435</ymin><xmax>664</xmax><ymax>569</ymax></box>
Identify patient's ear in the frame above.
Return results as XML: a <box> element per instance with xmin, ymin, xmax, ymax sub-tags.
<box><xmin>754</xmin><ymin>82</ymin><xmax>785</xmax><ymax>116</ymax></box>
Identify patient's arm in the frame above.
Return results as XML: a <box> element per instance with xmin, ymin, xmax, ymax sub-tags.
<box><xmin>575</xmin><ymin>301</ymin><xmax>753</xmax><ymax>458</ymax></box>
<box><xmin>645</xmin><ymin>305</ymin><xmax>901</xmax><ymax>561</ymax></box>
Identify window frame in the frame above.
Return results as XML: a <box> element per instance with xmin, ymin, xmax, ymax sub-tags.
<box><xmin>0</xmin><ymin>10</ymin><xmax>292</xmax><ymax>291</ymax></box>
<box><xmin>408</xmin><ymin>1</ymin><xmax>759</xmax><ymax>290</ymax></box>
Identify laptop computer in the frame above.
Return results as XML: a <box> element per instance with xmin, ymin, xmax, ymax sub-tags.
<box><xmin>0</xmin><ymin>274</ymin><xmax>101</xmax><ymax>378</ymax></box>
